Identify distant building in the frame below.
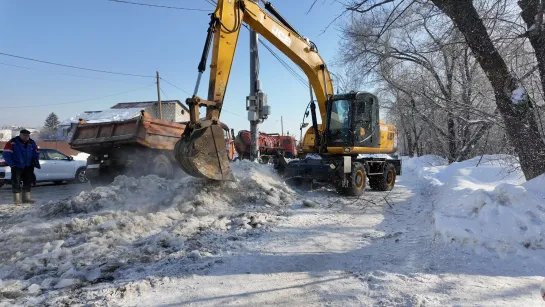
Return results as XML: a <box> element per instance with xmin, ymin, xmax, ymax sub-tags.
<box><xmin>0</xmin><ymin>129</ymin><xmax>11</xmax><ymax>141</ymax></box>
<box><xmin>10</xmin><ymin>128</ymin><xmax>40</xmax><ymax>139</ymax></box>
<box><xmin>111</xmin><ymin>100</ymin><xmax>189</xmax><ymax>123</ymax></box>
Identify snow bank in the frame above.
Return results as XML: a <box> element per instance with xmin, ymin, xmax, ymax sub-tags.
<box><xmin>71</xmin><ymin>152</ymin><xmax>89</xmax><ymax>161</ymax></box>
<box><xmin>403</xmin><ymin>155</ymin><xmax>448</xmax><ymax>183</ymax></box>
<box><xmin>0</xmin><ymin>161</ymin><xmax>295</xmax><ymax>300</ymax></box>
<box><xmin>407</xmin><ymin>155</ymin><xmax>545</xmax><ymax>254</ymax></box>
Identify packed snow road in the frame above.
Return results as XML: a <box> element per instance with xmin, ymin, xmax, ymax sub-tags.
<box><xmin>0</xmin><ymin>160</ymin><xmax>544</xmax><ymax>306</ymax></box>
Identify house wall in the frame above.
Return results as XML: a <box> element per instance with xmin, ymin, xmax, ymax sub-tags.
<box><xmin>174</xmin><ymin>104</ymin><xmax>190</xmax><ymax>122</ymax></box>
<box><xmin>144</xmin><ymin>103</ymin><xmax>189</xmax><ymax>122</ymax></box>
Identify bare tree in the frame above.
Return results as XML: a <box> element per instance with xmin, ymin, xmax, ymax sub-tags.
<box><xmin>337</xmin><ymin>0</ymin><xmax>545</xmax><ymax>180</ymax></box>
<box><xmin>431</xmin><ymin>0</ymin><xmax>545</xmax><ymax>179</ymax></box>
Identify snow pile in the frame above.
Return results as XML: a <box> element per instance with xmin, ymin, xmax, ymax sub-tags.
<box><xmin>407</xmin><ymin>155</ymin><xmax>545</xmax><ymax>254</ymax></box>
<box><xmin>403</xmin><ymin>155</ymin><xmax>448</xmax><ymax>182</ymax></box>
<box><xmin>71</xmin><ymin>152</ymin><xmax>89</xmax><ymax>161</ymax></box>
<box><xmin>60</xmin><ymin>108</ymin><xmax>144</xmax><ymax>125</ymax></box>
<box><xmin>0</xmin><ymin>161</ymin><xmax>295</xmax><ymax>300</ymax></box>
<box><xmin>511</xmin><ymin>87</ymin><xmax>527</xmax><ymax>105</ymax></box>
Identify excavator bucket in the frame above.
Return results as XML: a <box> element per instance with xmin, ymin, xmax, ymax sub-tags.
<box><xmin>174</xmin><ymin>123</ymin><xmax>235</xmax><ymax>181</ymax></box>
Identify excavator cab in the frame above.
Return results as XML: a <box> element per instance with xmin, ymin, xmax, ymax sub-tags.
<box><xmin>326</xmin><ymin>92</ymin><xmax>380</xmax><ymax>149</ymax></box>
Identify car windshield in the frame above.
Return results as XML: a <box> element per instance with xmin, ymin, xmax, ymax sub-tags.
<box><xmin>328</xmin><ymin>99</ymin><xmax>352</xmax><ymax>144</ymax></box>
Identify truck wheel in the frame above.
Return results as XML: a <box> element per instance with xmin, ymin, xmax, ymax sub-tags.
<box><xmin>75</xmin><ymin>168</ymin><xmax>88</xmax><ymax>183</ymax></box>
<box><xmin>153</xmin><ymin>154</ymin><xmax>174</xmax><ymax>179</ymax></box>
<box><xmin>369</xmin><ymin>163</ymin><xmax>396</xmax><ymax>191</ymax></box>
<box><xmin>340</xmin><ymin>162</ymin><xmax>366</xmax><ymax>196</ymax></box>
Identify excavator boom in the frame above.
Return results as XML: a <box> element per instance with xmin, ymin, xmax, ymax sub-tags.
<box><xmin>175</xmin><ymin>0</ymin><xmax>334</xmax><ymax>181</ymax></box>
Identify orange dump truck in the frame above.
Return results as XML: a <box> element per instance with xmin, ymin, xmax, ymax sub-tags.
<box><xmin>70</xmin><ymin>110</ymin><xmax>235</xmax><ymax>186</ymax></box>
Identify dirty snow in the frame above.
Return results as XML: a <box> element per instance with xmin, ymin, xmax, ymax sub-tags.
<box><xmin>1</xmin><ymin>156</ymin><xmax>545</xmax><ymax>306</ymax></box>
<box><xmin>0</xmin><ymin>161</ymin><xmax>295</xmax><ymax>304</ymax></box>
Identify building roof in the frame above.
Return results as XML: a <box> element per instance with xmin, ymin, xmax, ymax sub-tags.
<box><xmin>111</xmin><ymin>100</ymin><xmax>189</xmax><ymax>112</ymax></box>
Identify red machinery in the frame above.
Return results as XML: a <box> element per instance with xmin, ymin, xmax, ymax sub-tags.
<box><xmin>234</xmin><ymin>130</ymin><xmax>297</xmax><ymax>161</ymax></box>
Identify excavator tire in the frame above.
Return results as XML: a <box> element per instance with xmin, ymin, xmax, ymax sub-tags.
<box><xmin>340</xmin><ymin>162</ymin><xmax>366</xmax><ymax>196</ymax></box>
<box><xmin>369</xmin><ymin>163</ymin><xmax>396</xmax><ymax>191</ymax></box>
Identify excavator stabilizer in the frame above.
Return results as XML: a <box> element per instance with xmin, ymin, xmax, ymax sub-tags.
<box><xmin>174</xmin><ymin>123</ymin><xmax>235</xmax><ymax>181</ymax></box>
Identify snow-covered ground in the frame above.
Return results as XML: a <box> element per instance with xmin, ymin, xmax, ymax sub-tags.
<box><xmin>1</xmin><ymin>157</ymin><xmax>544</xmax><ymax>306</ymax></box>
<box><xmin>406</xmin><ymin>155</ymin><xmax>545</xmax><ymax>256</ymax></box>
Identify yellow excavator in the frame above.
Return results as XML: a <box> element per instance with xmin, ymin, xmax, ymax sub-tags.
<box><xmin>174</xmin><ymin>0</ymin><xmax>401</xmax><ymax>196</ymax></box>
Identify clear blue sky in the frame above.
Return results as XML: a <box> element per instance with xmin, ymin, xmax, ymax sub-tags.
<box><xmin>0</xmin><ymin>0</ymin><xmax>348</xmax><ymax>137</ymax></box>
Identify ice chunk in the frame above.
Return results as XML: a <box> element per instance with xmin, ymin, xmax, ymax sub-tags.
<box><xmin>27</xmin><ymin>284</ymin><xmax>41</xmax><ymax>296</ymax></box>
<box><xmin>511</xmin><ymin>87</ymin><xmax>527</xmax><ymax>105</ymax></box>
<box><xmin>54</xmin><ymin>278</ymin><xmax>80</xmax><ymax>289</ymax></box>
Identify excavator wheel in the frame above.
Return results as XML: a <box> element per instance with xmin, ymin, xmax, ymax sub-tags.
<box><xmin>338</xmin><ymin>162</ymin><xmax>366</xmax><ymax>196</ymax></box>
<box><xmin>174</xmin><ymin>121</ymin><xmax>235</xmax><ymax>181</ymax></box>
<box><xmin>369</xmin><ymin>163</ymin><xmax>396</xmax><ymax>191</ymax></box>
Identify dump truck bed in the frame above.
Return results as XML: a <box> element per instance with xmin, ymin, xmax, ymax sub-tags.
<box><xmin>70</xmin><ymin>110</ymin><xmax>185</xmax><ymax>153</ymax></box>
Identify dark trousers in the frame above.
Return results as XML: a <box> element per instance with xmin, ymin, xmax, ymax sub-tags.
<box><xmin>11</xmin><ymin>166</ymin><xmax>34</xmax><ymax>193</ymax></box>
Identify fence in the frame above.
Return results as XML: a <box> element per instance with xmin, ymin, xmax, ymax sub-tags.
<box><xmin>0</xmin><ymin>141</ymin><xmax>80</xmax><ymax>156</ymax></box>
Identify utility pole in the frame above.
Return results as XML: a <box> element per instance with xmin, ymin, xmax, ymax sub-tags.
<box><xmin>156</xmin><ymin>71</ymin><xmax>162</xmax><ymax>120</ymax></box>
<box><xmin>249</xmin><ymin>3</ymin><xmax>259</xmax><ymax>162</ymax></box>
<box><xmin>281</xmin><ymin>116</ymin><xmax>284</xmax><ymax>136</ymax></box>
<box><xmin>246</xmin><ymin>0</ymin><xmax>269</xmax><ymax>161</ymax></box>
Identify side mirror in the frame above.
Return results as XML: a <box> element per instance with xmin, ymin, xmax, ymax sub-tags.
<box><xmin>68</xmin><ymin>156</ymin><xmax>73</xmax><ymax>161</ymax></box>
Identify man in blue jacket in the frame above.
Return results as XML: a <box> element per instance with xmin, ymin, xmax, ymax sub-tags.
<box><xmin>2</xmin><ymin>129</ymin><xmax>41</xmax><ymax>204</ymax></box>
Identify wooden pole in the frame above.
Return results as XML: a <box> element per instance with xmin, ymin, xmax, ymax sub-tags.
<box><xmin>156</xmin><ymin>71</ymin><xmax>162</xmax><ymax>120</ymax></box>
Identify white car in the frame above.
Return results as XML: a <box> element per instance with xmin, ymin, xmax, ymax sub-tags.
<box><xmin>0</xmin><ymin>148</ymin><xmax>88</xmax><ymax>187</ymax></box>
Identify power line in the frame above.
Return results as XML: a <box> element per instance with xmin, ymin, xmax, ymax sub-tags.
<box><xmin>203</xmin><ymin>0</ymin><xmax>217</xmax><ymax>7</ymax></box>
<box><xmin>0</xmin><ymin>61</ymin><xmax>132</xmax><ymax>82</ymax></box>
<box><xmin>160</xmin><ymin>77</ymin><xmax>244</xmax><ymax>117</ymax></box>
<box><xmin>0</xmin><ymin>52</ymin><xmax>154</xmax><ymax>78</ymax></box>
<box><xmin>159</xmin><ymin>85</ymin><xmax>169</xmax><ymax>99</ymax></box>
<box><xmin>2</xmin><ymin>83</ymin><xmax>155</xmax><ymax>109</ymax></box>
<box><xmin>108</xmin><ymin>0</ymin><xmax>210</xmax><ymax>11</ymax></box>
<box><xmin>160</xmin><ymin>77</ymin><xmax>192</xmax><ymax>95</ymax></box>
<box><xmin>258</xmin><ymin>39</ymin><xmax>309</xmax><ymax>88</ymax></box>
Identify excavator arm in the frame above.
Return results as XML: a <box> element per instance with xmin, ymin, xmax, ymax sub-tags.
<box><xmin>175</xmin><ymin>0</ymin><xmax>334</xmax><ymax>181</ymax></box>
<box><xmin>207</xmin><ymin>0</ymin><xmax>334</xmax><ymax>122</ymax></box>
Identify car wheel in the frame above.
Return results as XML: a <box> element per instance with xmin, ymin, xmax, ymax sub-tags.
<box><xmin>75</xmin><ymin>168</ymin><xmax>88</xmax><ymax>183</ymax></box>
